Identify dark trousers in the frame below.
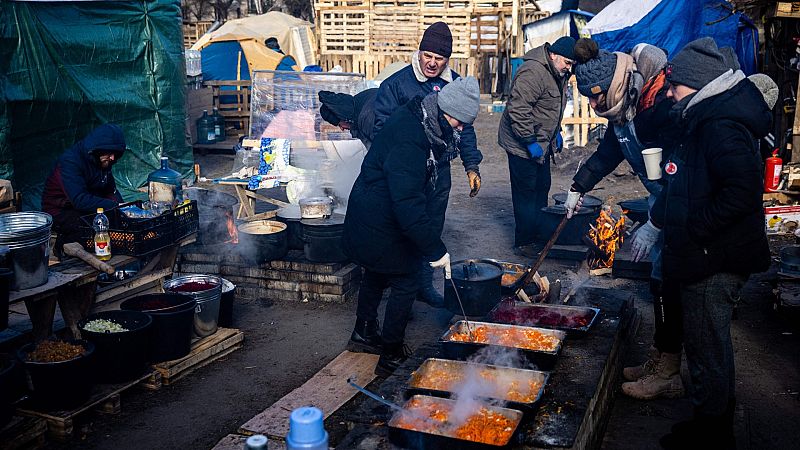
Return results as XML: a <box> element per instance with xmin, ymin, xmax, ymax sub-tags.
<box><xmin>681</xmin><ymin>272</ymin><xmax>746</xmax><ymax>416</ymax></box>
<box><xmin>652</xmin><ymin>279</ymin><xmax>683</xmax><ymax>354</ymax></box>
<box><xmin>418</xmin><ymin>161</ymin><xmax>451</xmax><ymax>287</ymax></box>
<box><xmin>53</xmin><ymin>209</ymin><xmax>85</xmax><ymax>258</ymax></box>
<box><xmin>507</xmin><ymin>152</ymin><xmax>551</xmax><ymax>247</ymax></box>
<box><xmin>356</xmin><ymin>270</ymin><xmax>419</xmax><ymax>345</ymax></box>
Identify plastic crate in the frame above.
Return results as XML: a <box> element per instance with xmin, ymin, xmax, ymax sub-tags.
<box><xmin>172</xmin><ymin>200</ymin><xmax>199</xmax><ymax>240</ymax></box>
<box><xmin>79</xmin><ymin>203</ymin><xmax>174</xmax><ymax>257</ymax></box>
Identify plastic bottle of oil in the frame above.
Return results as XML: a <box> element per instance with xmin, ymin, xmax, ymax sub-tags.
<box><xmin>93</xmin><ymin>208</ymin><xmax>112</xmax><ymax>261</ymax></box>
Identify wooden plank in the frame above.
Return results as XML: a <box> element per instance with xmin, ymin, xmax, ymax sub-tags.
<box><xmin>153</xmin><ymin>328</ymin><xmax>244</xmax><ymax>385</ymax></box>
<box><xmin>94</xmin><ymin>268</ymin><xmax>172</xmax><ymax>304</ymax></box>
<box><xmin>0</xmin><ymin>415</ymin><xmax>47</xmax><ymax>450</ymax></box>
<box><xmin>239</xmin><ymin>350</ymin><xmax>379</xmax><ymax>439</ymax></box>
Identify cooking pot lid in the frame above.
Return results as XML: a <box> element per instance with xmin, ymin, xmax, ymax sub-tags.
<box><xmin>301</xmin><ymin>213</ymin><xmax>345</xmax><ymax>226</ymax></box>
<box><xmin>541</xmin><ymin>205</ymin><xmax>594</xmax><ymax>215</ymax></box>
<box><xmin>277</xmin><ymin>205</ymin><xmax>302</xmax><ymax>220</ymax></box>
<box><xmin>618</xmin><ymin>197</ymin><xmax>649</xmax><ymax>212</ymax></box>
<box><xmin>451</xmin><ymin>259</ymin><xmax>503</xmax><ymax>281</ymax></box>
<box><xmin>552</xmin><ymin>192</ymin><xmax>602</xmax><ymax>208</ymax></box>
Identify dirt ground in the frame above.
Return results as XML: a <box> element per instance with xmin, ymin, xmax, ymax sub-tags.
<box><xmin>52</xmin><ymin>111</ymin><xmax>798</xmax><ymax>450</ymax></box>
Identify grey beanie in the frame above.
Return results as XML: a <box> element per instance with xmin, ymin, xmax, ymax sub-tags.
<box><xmin>748</xmin><ymin>73</ymin><xmax>779</xmax><ymax>110</ymax></box>
<box><xmin>667</xmin><ymin>37</ymin><xmax>730</xmax><ymax>90</ymax></box>
<box><xmin>438</xmin><ymin>76</ymin><xmax>480</xmax><ymax>124</ymax></box>
<box><xmin>631</xmin><ymin>43</ymin><xmax>667</xmax><ymax>82</ymax></box>
<box><xmin>720</xmin><ymin>46</ymin><xmax>740</xmax><ymax>71</ymax></box>
<box><xmin>574</xmin><ymin>47</ymin><xmax>617</xmax><ymax>96</ymax></box>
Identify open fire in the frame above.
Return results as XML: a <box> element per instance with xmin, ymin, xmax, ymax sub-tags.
<box><xmin>587</xmin><ymin>206</ymin><xmax>625</xmax><ymax>271</ymax></box>
<box><xmin>225</xmin><ymin>209</ymin><xmax>239</xmax><ymax>244</ymax></box>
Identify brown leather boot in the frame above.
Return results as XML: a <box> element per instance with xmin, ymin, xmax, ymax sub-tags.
<box><xmin>621</xmin><ymin>352</ymin><xmax>685</xmax><ymax>400</ymax></box>
<box><xmin>623</xmin><ymin>346</ymin><xmax>661</xmax><ymax>381</ymax></box>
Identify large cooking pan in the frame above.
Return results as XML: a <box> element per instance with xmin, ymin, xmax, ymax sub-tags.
<box><xmin>538</xmin><ymin>206</ymin><xmax>598</xmax><ymax>246</ymax></box>
<box><xmin>444</xmin><ymin>259</ymin><xmax>503</xmax><ymax>317</ymax></box>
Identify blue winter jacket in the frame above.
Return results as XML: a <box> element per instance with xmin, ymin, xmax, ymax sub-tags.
<box><xmin>372</xmin><ymin>63</ymin><xmax>482</xmax><ymax>173</ymax></box>
<box><xmin>42</xmin><ymin>124</ymin><xmax>126</xmax><ymax>216</ymax></box>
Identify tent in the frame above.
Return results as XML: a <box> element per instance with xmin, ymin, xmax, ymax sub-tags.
<box><xmin>0</xmin><ymin>0</ymin><xmax>192</xmax><ymax>210</ymax></box>
<box><xmin>523</xmin><ymin>10</ymin><xmax>595</xmax><ymax>53</ymax></box>
<box><xmin>190</xmin><ymin>11</ymin><xmax>316</xmax><ymax>80</ymax></box>
<box><xmin>585</xmin><ymin>0</ymin><xmax>758</xmax><ymax>75</ymax></box>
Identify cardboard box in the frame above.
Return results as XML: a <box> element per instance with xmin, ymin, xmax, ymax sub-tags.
<box><xmin>765</xmin><ymin>205</ymin><xmax>800</xmax><ymax>233</ymax></box>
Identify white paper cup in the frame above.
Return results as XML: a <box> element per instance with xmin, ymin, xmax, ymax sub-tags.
<box><xmin>642</xmin><ymin>148</ymin><xmax>663</xmax><ymax>180</ymax></box>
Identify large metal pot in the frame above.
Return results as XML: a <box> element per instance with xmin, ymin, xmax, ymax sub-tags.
<box><xmin>184</xmin><ymin>187</ymin><xmax>237</xmax><ymax>244</ymax></box>
<box><xmin>0</xmin><ymin>212</ymin><xmax>52</xmax><ymax>290</ymax></box>
<box><xmin>276</xmin><ymin>205</ymin><xmax>304</xmax><ymax>250</ymax></box>
<box><xmin>553</xmin><ymin>192</ymin><xmax>603</xmax><ymax>211</ymax></box>
<box><xmin>237</xmin><ymin>220</ymin><xmax>288</xmax><ymax>264</ymax></box>
<box><xmin>444</xmin><ymin>259</ymin><xmax>503</xmax><ymax>317</ymax></box>
<box><xmin>164</xmin><ymin>274</ymin><xmax>222</xmax><ymax>338</ymax></box>
<box><xmin>299</xmin><ymin>197</ymin><xmax>333</xmax><ymax>219</ymax></box>
<box><xmin>618</xmin><ymin>197</ymin><xmax>650</xmax><ymax>225</ymax></box>
<box><xmin>538</xmin><ymin>206</ymin><xmax>599</xmax><ymax>246</ymax></box>
<box><xmin>301</xmin><ymin>214</ymin><xmax>347</xmax><ymax>263</ymax></box>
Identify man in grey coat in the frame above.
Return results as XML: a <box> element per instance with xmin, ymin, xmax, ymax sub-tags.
<box><xmin>498</xmin><ymin>36</ymin><xmax>575</xmax><ymax>256</ymax></box>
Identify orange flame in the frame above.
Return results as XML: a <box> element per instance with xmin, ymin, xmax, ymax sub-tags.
<box><xmin>225</xmin><ymin>210</ymin><xmax>239</xmax><ymax>244</ymax></box>
<box><xmin>588</xmin><ymin>207</ymin><xmax>625</xmax><ymax>269</ymax></box>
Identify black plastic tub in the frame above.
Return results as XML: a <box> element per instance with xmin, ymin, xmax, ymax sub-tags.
<box><xmin>218</xmin><ymin>277</ymin><xmax>236</xmax><ymax>328</ymax></box>
<box><xmin>439</xmin><ymin>321</ymin><xmax>565</xmax><ymax>371</ymax></box>
<box><xmin>79</xmin><ymin>310</ymin><xmax>153</xmax><ymax>383</ymax></box>
<box><xmin>0</xmin><ymin>268</ymin><xmax>11</xmax><ymax>331</ymax></box>
<box><xmin>17</xmin><ymin>339</ymin><xmax>95</xmax><ymax>410</ymax></box>
<box><xmin>487</xmin><ymin>301</ymin><xmax>601</xmax><ymax>338</ymax></box>
<box><xmin>120</xmin><ymin>293</ymin><xmax>196</xmax><ymax>363</ymax></box>
<box><xmin>0</xmin><ymin>354</ymin><xmax>25</xmax><ymax>428</ymax></box>
<box><xmin>538</xmin><ymin>206</ymin><xmax>599</xmax><ymax>246</ymax></box>
<box><xmin>388</xmin><ymin>395</ymin><xmax>524</xmax><ymax>449</ymax></box>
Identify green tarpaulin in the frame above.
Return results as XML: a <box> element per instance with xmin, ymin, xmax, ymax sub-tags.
<box><xmin>0</xmin><ymin>0</ymin><xmax>193</xmax><ymax>211</ymax></box>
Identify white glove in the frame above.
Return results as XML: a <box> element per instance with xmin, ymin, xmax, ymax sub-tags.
<box><xmin>631</xmin><ymin>220</ymin><xmax>660</xmax><ymax>262</ymax></box>
<box><xmin>564</xmin><ymin>190</ymin><xmax>583</xmax><ymax>219</ymax></box>
<box><xmin>430</xmin><ymin>252</ymin><xmax>452</xmax><ymax>279</ymax></box>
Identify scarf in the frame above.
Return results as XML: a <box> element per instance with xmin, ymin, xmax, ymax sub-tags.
<box><xmin>419</xmin><ymin>93</ymin><xmax>460</xmax><ymax>187</ymax></box>
<box><xmin>638</xmin><ymin>70</ymin><xmax>667</xmax><ymax>112</ymax></box>
<box><xmin>596</xmin><ymin>52</ymin><xmax>643</xmax><ymax>125</ymax></box>
<box><xmin>670</xmin><ymin>69</ymin><xmax>746</xmax><ymax>126</ymax></box>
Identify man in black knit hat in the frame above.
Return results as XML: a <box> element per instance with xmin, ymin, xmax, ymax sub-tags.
<box><xmin>497</xmin><ymin>36</ymin><xmax>575</xmax><ymax>257</ymax></box>
<box><xmin>371</xmin><ymin>21</ymin><xmax>483</xmax><ymax>309</ymax></box>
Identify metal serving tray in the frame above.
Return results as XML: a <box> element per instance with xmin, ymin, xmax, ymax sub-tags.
<box><xmin>406</xmin><ymin>358</ymin><xmax>549</xmax><ymax>413</ymax></box>
<box><xmin>487</xmin><ymin>301</ymin><xmax>601</xmax><ymax>338</ymax></box>
<box><xmin>388</xmin><ymin>395</ymin><xmax>523</xmax><ymax>449</ymax></box>
<box><xmin>439</xmin><ymin>321</ymin><xmax>566</xmax><ymax>370</ymax></box>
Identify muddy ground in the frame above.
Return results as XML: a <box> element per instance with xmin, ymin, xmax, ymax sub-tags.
<box><xmin>53</xmin><ymin>111</ymin><xmax>798</xmax><ymax>450</ymax></box>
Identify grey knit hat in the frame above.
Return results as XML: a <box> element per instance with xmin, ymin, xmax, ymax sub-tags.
<box><xmin>667</xmin><ymin>37</ymin><xmax>730</xmax><ymax>90</ymax></box>
<box><xmin>438</xmin><ymin>76</ymin><xmax>480</xmax><ymax>124</ymax></box>
<box><xmin>748</xmin><ymin>73</ymin><xmax>779</xmax><ymax>110</ymax></box>
<box><xmin>631</xmin><ymin>43</ymin><xmax>667</xmax><ymax>82</ymax></box>
<box><xmin>574</xmin><ymin>38</ymin><xmax>617</xmax><ymax>97</ymax></box>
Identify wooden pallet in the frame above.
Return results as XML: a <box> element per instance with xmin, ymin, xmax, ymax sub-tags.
<box><xmin>420</xmin><ymin>11</ymin><xmax>472</xmax><ymax>58</ymax></box>
<box><xmin>153</xmin><ymin>327</ymin><xmax>244</xmax><ymax>386</ymax></box>
<box><xmin>420</xmin><ymin>0</ymin><xmax>471</xmax><ymax>9</ymax></box>
<box><xmin>15</xmin><ymin>370</ymin><xmax>160</xmax><ymax>441</ymax></box>
<box><xmin>0</xmin><ymin>416</ymin><xmax>47</xmax><ymax>450</ymax></box>
<box><xmin>318</xmin><ymin>9</ymin><xmax>370</xmax><ymax>55</ymax></box>
<box><xmin>370</xmin><ymin>7</ymin><xmax>421</xmax><ymax>55</ymax></box>
<box><xmin>314</xmin><ymin>0</ymin><xmax>370</xmax><ymax>7</ymax></box>
<box><xmin>239</xmin><ymin>350</ymin><xmax>379</xmax><ymax>439</ymax></box>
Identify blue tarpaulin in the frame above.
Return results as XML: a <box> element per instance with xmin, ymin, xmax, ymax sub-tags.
<box><xmin>585</xmin><ymin>0</ymin><xmax>758</xmax><ymax>74</ymax></box>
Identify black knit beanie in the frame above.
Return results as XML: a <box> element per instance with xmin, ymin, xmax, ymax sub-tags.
<box><xmin>667</xmin><ymin>37</ymin><xmax>730</xmax><ymax>90</ymax></box>
<box><xmin>419</xmin><ymin>22</ymin><xmax>453</xmax><ymax>58</ymax></box>
<box><xmin>573</xmin><ymin>38</ymin><xmax>617</xmax><ymax>97</ymax></box>
<box><xmin>549</xmin><ymin>36</ymin><xmax>576</xmax><ymax>60</ymax></box>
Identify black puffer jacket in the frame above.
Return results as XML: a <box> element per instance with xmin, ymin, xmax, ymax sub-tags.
<box><xmin>650</xmin><ymin>79</ymin><xmax>771</xmax><ymax>282</ymax></box>
<box><xmin>342</xmin><ymin>97</ymin><xmax>447</xmax><ymax>274</ymax></box>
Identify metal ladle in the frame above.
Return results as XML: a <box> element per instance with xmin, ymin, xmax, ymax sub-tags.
<box><xmin>347</xmin><ymin>376</ymin><xmax>446</xmax><ymax>427</ymax></box>
<box><xmin>449</xmin><ymin>276</ymin><xmax>475</xmax><ymax>340</ymax></box>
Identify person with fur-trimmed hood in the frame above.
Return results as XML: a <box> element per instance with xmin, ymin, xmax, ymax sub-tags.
<box><xmin>371</xmin><ymin>21</ymin><xmax>483</xmax><ymax>309</ymax></box>
<box><xmin>632</xmin><ymin>37</ymin><xmax>771</xmax><ymax>449</ymax></box>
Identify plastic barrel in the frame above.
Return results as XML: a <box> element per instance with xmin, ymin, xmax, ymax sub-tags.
<box><xmin>79</xmin><ymin>310</ymin><xmax>153</xmax><ymax>383</ymax></box>
<box><xmin>120</xmin><ymin>294</ymin><xmax>196</xmax><ymax>363</ymax></box>
<box><xmin>17</xmin><ymin>340</ymin><xmax>95</xmax><ymax>410</ymax></box>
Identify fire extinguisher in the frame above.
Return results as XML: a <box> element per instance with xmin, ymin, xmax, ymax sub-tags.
<box><xmin>764</xmin><ymin>148</ymin><xmax>783</xmax><ymax>193</ymax></box>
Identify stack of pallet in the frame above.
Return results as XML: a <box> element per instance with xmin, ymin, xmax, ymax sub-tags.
<box><xmin>314</xmin><ymin>0</ymin><xmax>548</xmax><ymax>82</ymax></box>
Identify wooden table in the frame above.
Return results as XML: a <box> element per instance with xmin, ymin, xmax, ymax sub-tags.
<box><xmin>8</xmin><ymin>236</ymin><xmax>193</xmax><ymax>341</ymax></box>
<box><xmin>215</xmin><ymin>179</ymin><xmax>288</xmax><ymax>220</ymax></box>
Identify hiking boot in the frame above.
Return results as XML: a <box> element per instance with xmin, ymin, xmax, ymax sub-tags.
<box><xmin>375</xmin><ymin>342</ymin><xmax>412</xmax><ymax>377</ymax></box>
<box><xmin>347</xmin><ymin>319</ymin><xmax>382</xmax><ymax>354</ymax></box>
<box><xmin>622</xmin><ymin>352</ymin><xmax>685</xmax><ymax>400</ymax></box>
<box><xmin>623</xmin><ymin>346</ymin><xmax>661</xmax><ymax>381</ymax></box>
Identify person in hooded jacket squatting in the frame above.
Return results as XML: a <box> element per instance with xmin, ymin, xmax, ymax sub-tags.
<box><xmin>343</xmin><ymin>77</ymin><xmax>481</xmax><ymax>376</ymax></box>
<box><xmin>42</xmin><ymin>124</ymin><xmax>126</xmax><ymax>258</ymax></box>
<box><xmin>630</xmin><ymin>37</ymin><xmax>771</xmax><ymax>449</ymax></box>
<box><xmin>497</xmin><ymin>36</ymin><xmax>575</xmax><ymax>258</ymax></box>
<box><xmin>372</xmin><ymin>21</ymin><xmax>483</xmax><ymax>308</ymax></box>
<box><xmin>565</xmin><ymin>38</ymin><xmax>687</xmax><ymax>401</ymax></box>
<box><xmin>319</xmin><ymin>88</ymin><xmax>378</xmax><ymax>149</ymax></box>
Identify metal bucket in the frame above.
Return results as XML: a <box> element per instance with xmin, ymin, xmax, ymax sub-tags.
<box><xmin>0</xmin><ymin>213</ymin><xmax>52</xmax><ymax>290</ymax></box>
<box><xmin>163</xmin><ymin>274</ymin><xmax>222</xmax><ymax>338</ymax></box>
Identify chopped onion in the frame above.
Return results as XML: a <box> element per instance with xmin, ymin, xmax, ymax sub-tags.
<box><xmin>83</xmin><ymin>319</ymin><xmax>128</xmax><ymax>333</ymax></box>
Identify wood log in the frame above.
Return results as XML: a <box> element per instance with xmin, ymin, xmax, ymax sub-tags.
<box><xmin>62</xmin><ymin>243</ymin><xmax>115</xmax><ymax>274</ymax></box>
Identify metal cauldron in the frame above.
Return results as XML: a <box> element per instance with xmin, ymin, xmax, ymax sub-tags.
<box><xmin>0</xmin><ymin>212</ymin><xmax>52</xmax><ymax>290</ymax></box>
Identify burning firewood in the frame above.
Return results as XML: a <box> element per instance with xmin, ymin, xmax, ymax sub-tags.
<box><xmin>586</xmin><ymin>206</ymin><xmax>625</xmax><ymax>272</ymax></box>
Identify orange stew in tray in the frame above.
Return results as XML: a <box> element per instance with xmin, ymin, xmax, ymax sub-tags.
<box><xmin>412</xmin><ymin>364</ymin><xmax>543</xmax><ymax>403</ymax></box>
<box><xmin>393</xmin><ymin>397</ymin><xmax>518</xmax><ymax>446</ymax></box>
<box><xmin>447</xmin><ymin>324</ymin><xmax>561</xmax><ymax>352</ymax></box>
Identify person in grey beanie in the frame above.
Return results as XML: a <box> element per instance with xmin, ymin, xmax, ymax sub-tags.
<box><xmin>631</xmin><ymin>36</ymin><xmax>772</xmax><ymax>450</ymax></box>
<box><xmin>343</xmin><ymin>77</ymin><xmax>480</xmax><ymax>377</ymax></box>
<box><xmin>497</xmin><ymin>36</ymin><xmax>576</xmax><ymax>257</ymax></box>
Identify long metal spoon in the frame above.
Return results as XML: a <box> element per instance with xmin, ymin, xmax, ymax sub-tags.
<box><xmin>347</xmin><ymin>376</ymin><xmax>404</xmax><ymax>411</ymax></box>
<box><xmin>449</xmin><ymin>277</ymin><xmax>475</xmax><ymax>340</ymax></box>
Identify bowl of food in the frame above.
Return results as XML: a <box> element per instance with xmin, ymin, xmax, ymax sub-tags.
<box><xmin>488</xmin><ymin>301</ymin><xmax>600</xmax><ymax>338</ymax></box>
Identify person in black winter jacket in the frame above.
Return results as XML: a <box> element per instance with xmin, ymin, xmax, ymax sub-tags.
<box><xmin>631</xmin><ymin>38</ymin><xmax>771</xmax><ymax>450</ymax></box>
<box><xmin>319</xmin><ymin>88</ymin><xmax>377</xmax><ymax>149</ymax></box>
<box><xmin>42</xmin><ymin>124</ymin><xmax>126</xmax><ymax>256</ymax></box>
<box><xmin>372</xmin><ymin>21</ymin><xmax>483</xmax><ymax>308</ymax></box>
<box><xmin>343</xmin><ymin>76</ymin><xmax>480</xmax><ymax>377</ymax></box>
